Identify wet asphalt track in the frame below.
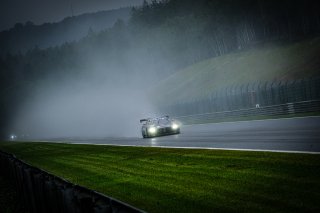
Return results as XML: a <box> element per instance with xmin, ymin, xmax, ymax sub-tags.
<box><xmin>63</xmin><ymin>116</ymin><xmax>320</xmax><ymax>153</ymax></box>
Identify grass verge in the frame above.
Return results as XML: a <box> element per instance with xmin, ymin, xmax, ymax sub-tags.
<box><xmin>152</xmin><ymin>37</ymin><xmax>320</xmax><ymax>104</ymax></box>
<box><xmin>0</xmin><ymin>142</ymin><xmax>319</xmax><ymax>213</ymax></box>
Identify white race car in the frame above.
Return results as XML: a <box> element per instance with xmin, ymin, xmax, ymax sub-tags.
<box><xmin>140</xmin><ymin>116</ymin><xmax>180</xmax><ymax>138</ymax></box>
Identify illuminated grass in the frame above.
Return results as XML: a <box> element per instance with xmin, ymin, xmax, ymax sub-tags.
<box><xmin>0</xmin><ymin>142</ymin><xmax>320</xmax><ymax>213</ymax></box>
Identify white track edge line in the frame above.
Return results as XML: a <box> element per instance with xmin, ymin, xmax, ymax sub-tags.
<box><xmin>66</xmin><ymin>142</ymin><xmax>320</xmax><ymax>154</ymax></box>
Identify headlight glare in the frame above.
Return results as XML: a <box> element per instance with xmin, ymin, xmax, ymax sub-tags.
<box><xmin>148</xmin><ymin>127</ymin><xmax>157</xmax><ymax>134</ymax></box>
<box><xmin>172</xmin><ymin>123</ymin><xmax>179</xmax><ymax>130</ymax></box>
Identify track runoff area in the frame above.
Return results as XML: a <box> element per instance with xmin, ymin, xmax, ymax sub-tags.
<box><xmin>3</xmin><ymin>116</ymin><xmax>319</xmax><ymax>212</ymax></box>
<box><xmin>65</xmin><ymin>116</ymin><xmax>320</xmax><ymax>154</ymax></box>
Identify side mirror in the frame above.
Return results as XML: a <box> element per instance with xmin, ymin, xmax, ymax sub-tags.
<box><xmin>140</xmin><ymin>119</ymin><xmax>147</xmax><ymax>123</ymax></box>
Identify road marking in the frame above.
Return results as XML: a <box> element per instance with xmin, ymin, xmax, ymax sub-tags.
<box><xmin>67</xmin><ymin>142</ymin><xmax>320</xmax><ymax>154</ymax></box>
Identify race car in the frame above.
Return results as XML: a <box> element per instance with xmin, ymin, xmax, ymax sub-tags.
<box><xmin>140</xmin><ymin>116</ymin><xmax>180</xmax><ymax>138</ymax></box>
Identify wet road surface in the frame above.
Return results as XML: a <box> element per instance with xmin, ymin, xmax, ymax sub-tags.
<box><xmin>58</xmin><ymin>116</ymin><xmax>320</xmax><ymax>152</ymax></box>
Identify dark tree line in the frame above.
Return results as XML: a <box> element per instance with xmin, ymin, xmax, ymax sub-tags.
<box><xmin>2</xmin><ymin>0</ymin><xmax>319</xmax><ymax>85</ymax></box>
<box><xmin>1</xmin><ymin>0</ymin><xmax>320</xmax><ymax>138</ymax></box>
<box><xmin>0</xmin><ymin>8</ymin><xmax>131</xmax><ymax>56</ymax></box>
<box><xmin>131</xmin><ymin>0</ymin><xmax>320</xmax><ymax>63</ymax></box>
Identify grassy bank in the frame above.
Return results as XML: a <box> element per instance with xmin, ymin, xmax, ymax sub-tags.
<box><xmin>0</xmin><ymin>142</ymin><xmax>319</xmax><ymax>212</ymax></box>
<box><xmin>152</xmin><ymin>37</ymin><xmax>320</xmax><ymax>104</ymax></box>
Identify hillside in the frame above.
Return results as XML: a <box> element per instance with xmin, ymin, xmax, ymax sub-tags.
<box><xmin>1</xmin><ymin>0</ymin><xmax>320</xmax><ymax>138</ymax></box>
<box><xmin>152</xmin><ymin>37</ymin><xmax>320</xmax><ymax>104</ymax></box>
<box><xmin>0</xmin><ymin>8</ymin><xmax>131</xmax><ymax>56</ymax></box>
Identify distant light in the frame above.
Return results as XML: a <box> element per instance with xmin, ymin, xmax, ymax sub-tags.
<box><xmin>10</xmin><ymin>135</ymin><xmax>16</xmax><ymax>140</ymax></box>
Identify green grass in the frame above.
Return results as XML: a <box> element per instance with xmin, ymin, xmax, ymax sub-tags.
<box><xmin>152</xmin><ymin>37</ymin><xmax>320</xmax><ymax>104</ymax></box>
<box><xmin>1</xmin><ymin>142</ymin><xmax>320</xmax><ymax>213</ymax></box>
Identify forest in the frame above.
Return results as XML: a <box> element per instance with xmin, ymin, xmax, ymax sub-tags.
<box><xmin>0</xmin><ymin>7</ymin><xmax>131</xmax><ymax>56</ymax></box>
<box><xmin>1</xmin><ymin>0</ymin><xmax>320</xmax><ymax>138</ymax></box>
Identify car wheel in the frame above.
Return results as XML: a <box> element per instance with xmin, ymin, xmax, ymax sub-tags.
<box><xmin>142</xmin><ymin>132</ymin><xmax>149</xmax><ymax>138</ymax></box>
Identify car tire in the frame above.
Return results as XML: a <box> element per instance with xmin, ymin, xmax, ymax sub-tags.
<box><xmin>142</xmin><ymin>132</ymin><xmax>149</xmax><ymax>138</ymax></box>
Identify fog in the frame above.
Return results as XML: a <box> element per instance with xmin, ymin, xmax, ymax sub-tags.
<box><xmin>4</xmin><ymin>0</ymin><xmax>319</xmax><ymax>140</ymax></box>
<box><xmin>11</xmin><ymin>77</ymin><xmax>157</xmax><ymax>139</ymax></box>
<box><xmin>6</xmin><ymin>19</ymin><xmax>171</xmax><ymax>140</ymax></box>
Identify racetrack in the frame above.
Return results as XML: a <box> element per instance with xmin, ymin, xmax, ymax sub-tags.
<box><xmin>62</xmin><ymin>116</ymin><xmax>320</xmax><ymax>152</ymax></box>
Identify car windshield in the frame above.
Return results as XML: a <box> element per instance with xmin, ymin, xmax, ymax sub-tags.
<box><xmin>158</xmin><ymin>119</ymin><xmax>171</xmax><ymax>125</ymax></box>
<box><xmin>145</xmin><ymin>117</ymin><xmax>172</xmax><ymax>126</ymax></box>
<box><xmin>146</xmin><ymin>120</ymin><xmax>157</xmax><ymax>125</ymax></box>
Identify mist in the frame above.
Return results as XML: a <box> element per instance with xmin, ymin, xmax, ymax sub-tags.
<box><xmin>10</xmin><ymin>76</ymin><xmax>157</xmax><ymax>139</ymax></box>
<box><xmin>2</xmin><ymin>0</ymin><xmax>320</xmax><ymax>140</ymax></box>
<box><xmin>5</xmin><ymin>17</ymin><xmax>170</xmax><ymax>140</ymax></box>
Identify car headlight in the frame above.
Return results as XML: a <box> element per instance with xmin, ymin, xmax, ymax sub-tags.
<box><xmin>148</xmin><ymin>127</ymin><xmax>157</xmax><ymax>134</ymax></box>
<box><xmin>171</xmin><ymin>123</ymin><xmax>179</xmax><ymax>130</ymax></box>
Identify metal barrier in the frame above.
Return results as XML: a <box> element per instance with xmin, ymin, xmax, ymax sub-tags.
<box><xmin>162</xmin><ymin>77</ymin><xmax>320</xmax><ymax>116</ymax></box>
<box><xmin>0</xmin><ymin>150</ymin><xmax>145</xmax><ymax>213</ymax></box>
<box><xmin>174</xmin><ymin>100</ymin><xmax>320</xmax><ymax>124</ymax></box>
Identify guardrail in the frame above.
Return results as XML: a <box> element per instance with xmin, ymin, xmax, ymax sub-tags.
<box><xmin>0</xmin><ymin>150</ymin><xmax>145</xmax><ymax>213</ymax></box>
<box><xmin>162</xmin><ymin>77</ymin><xmax>320</xmax><ymax>116</ymax></box>
<box><xmin>174</xmin><ymin>100</ymin><xmax>320</xmax><ymax>124</ymax></box>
